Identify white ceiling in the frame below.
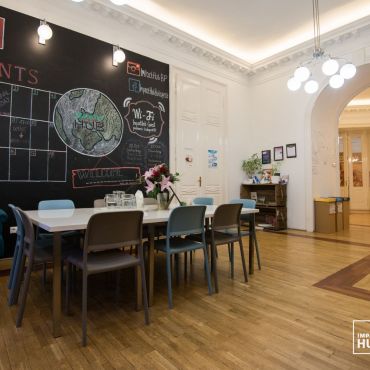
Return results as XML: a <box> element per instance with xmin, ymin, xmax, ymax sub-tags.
<box><xmin>123</xmin><ymin>0</ymin><xmax>370</xmax><ymax>64</ymax></box>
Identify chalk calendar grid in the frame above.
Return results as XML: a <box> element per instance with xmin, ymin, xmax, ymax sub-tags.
<box><xmin>0</xmin><ymin>82</ymin><xmax>67</xmax><ymax>182</ymax></box>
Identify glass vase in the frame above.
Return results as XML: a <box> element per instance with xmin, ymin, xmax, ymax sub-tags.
<box><xmin>157</xmin><ymin>192</ymin><xmax>169</xmax><ymax>210</ymax></box>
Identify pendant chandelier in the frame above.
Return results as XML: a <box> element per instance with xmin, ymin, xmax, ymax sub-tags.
<box><xmin>287</xmin><ymin>0</ymin><xmax>356</xmax><ymax>94</ymax></box>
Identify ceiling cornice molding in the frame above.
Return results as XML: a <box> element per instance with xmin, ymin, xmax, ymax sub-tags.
<box><xmin>84</xmin><ymin>1</ymin><xmax>370</xmax><ymax>77</ymax></box>
<box><xmin>251</xmin><ymin>15</ymin><xmax>370</xmax><ymax>75</ymax></box>
<box><xmin>84</xmin><ymin>0</ymin><xmax>252</xmax><ymax>77</ymax></box>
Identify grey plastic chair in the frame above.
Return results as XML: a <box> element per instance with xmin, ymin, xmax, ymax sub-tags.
<box><xmin>207</xmin><ymin>203</ymin><xmax>247</xmax><ymax>293</ymax></box>
<box><xmin>7</xmin><ymin>204</ymin><xmax>25</xmax><ymax>306</ymax></box>
<box><xmin>64</xmin><ymin>211</ymin><xmax>149</xmax><ymax>346</ymax></box>
<box><xmin>15</xmin><ymin>209</ymin><xmax>55</xmax><ymax>328</ymax></box>
<box><xmin>153</xmin><ymin>205</ymin><xmax>212</xmax><ymax>309</ymax></box>
<box><xmin>230</xmin><ymin>198</ymin><xmax>261</xmax><ymax>270</ymax></box>
<box><xmin>192</xmin><ymin>197</ymin><xmax>214</xmax><ymax>206</ymax></box>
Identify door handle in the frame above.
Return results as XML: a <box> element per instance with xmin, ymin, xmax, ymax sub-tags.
<box><xmin>198</xmin><ymin>176</ymin><xmax>202</xmax><ymax>187</ymax></box>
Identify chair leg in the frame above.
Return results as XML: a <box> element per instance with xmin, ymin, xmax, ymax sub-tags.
<box><xmin>230</xmin><ymin>242</ymin><xmax>234</xmax><ymax>279</ymax></box>
<box><xmin>174</xmin><ymin>253</ymin><xmax>179</xmax><ymax>284</ymax></box>
<box><xmin>16</xmin><ymin>256</ymin><xmax>33</xmax><ymax>328</ymax></box>
<box><xmin>42</xmin><ymin>263</ymin><xmax>47</xmax><ymax>289</ymax></box>
<box><xmin>211</xmin><ymin>243</ymin><xmax>219</xmax><ymax>293</ymax></box>
<box><xmin>239</xmin><ymin>238</ymin><xmax>248</xmax><ymax>282</ymax></box>
<box><xmin>190</xmin><ymin>250</ymin><xmax>193</xmax><ymax>264</ymax></box>
<box><xmin>166</xmin><ymin>253</ymin><xmax>173</xmax><ymax>309</ymax></box>
<box><xmin>65</xmin><ymin>262</ymin><xmax>72</xmax><ymax>315</ymax></box>
<box><xmin>82</xmin><ymin>272</ymin><xmax>88</xmax><ymax>346</ymax></box>
<box><xmin>139</xmin><ymin>260</ymin><xmax>150</xmax><ymax>325</ymax></box>
<box><xmin>203</xmin><ymin>247</ymin><xmax>213</xmax><ymax>295</ymax></box>
<box><xmin>184</xmin><ymin>252</ymin><xmax>188</xmax><ymax>280</ymax></box>
<box><xmin>254</xmin><ymin>232</ymin><xmax>261</xmax><ymax>270</ymax></box>
<box><xmin>8</xmin><ymin>241</ymin><xmax>19</xmax><ymax>289</ymax></box>
<box><xmin>9</xmin><ymin>248</ymin><xmax>25</xmax><ymax>306</ymax></box>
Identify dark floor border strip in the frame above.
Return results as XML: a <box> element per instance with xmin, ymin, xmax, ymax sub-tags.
<box><xmin>350</xmin><ymin>223</ymin><xmax>370</xmax><ymax>228</ymax></box>
<box><xmin>265</xmin><ymin>230</ymin><xmax>370</xmax><ymax>248</ymax></box>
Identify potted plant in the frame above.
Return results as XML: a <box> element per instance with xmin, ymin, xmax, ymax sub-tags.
<box><xmin>271</xmin><ymin>162</ymin><xmax>281</xmax><ymax>184</ymax></box>
<box><xmin>242</xmin><ymin>153</ymin><xmax>262</xmax><ymax>184</ymax></box>
<box><xmin>142</xmin><ymin>163</ymin><xmax>180</xmax><ymax>209</ymax></box>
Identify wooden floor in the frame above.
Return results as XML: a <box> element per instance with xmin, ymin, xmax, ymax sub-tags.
<box><xmin>2</xmin><ymin>220</ymin><xmax>370</xmax><ymax>369</ymax></box>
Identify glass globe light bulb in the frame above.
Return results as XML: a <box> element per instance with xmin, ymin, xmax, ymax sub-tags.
<box><xmin>304</xmin><ymin>80</ymin><xmax>319</xmax><ymax>94</ymax></box>
<box><xmin>113</xmin><ymin>48</ymin><xmax>126</xmax><ymax>63</ymax></box>
<box><xmin>329</xmin><ymin>74</ymin><xmax>344</xmax><ymax>89</ymax></box>
<box><xmin>321</xmin><ymin>58</ymin><xmax>339</xmax><ymax>76</ymax></box>
<box><xmin>340</xmin><ymin>63</ymin><xmax>356</xmax><ymax>79</ymax></box>
<box><xmin>37</xmin><ymin>23</ymin><xmax>53</xmax><ymax>41</ymax></box>
<box><xmin>294</xmin><ymin>66</ymin><xmax>310</xmax><ymax>82</ymax></box>
<box><xmin>287</xmin><ymin>77</ymin><xmax>301</xmax><ymax>91</ymax></box>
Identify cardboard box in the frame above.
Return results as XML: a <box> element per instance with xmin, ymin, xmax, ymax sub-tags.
<box><xmin>314</xmin><ymin>198</ymin><xmax>337</xmax><ymax>233</ymax></box>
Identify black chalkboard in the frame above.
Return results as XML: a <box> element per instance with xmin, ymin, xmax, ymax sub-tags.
<box><xmin>0</xmin><ymin>6</ymin><xmax>169</xmax><ymax>256</ymax></box>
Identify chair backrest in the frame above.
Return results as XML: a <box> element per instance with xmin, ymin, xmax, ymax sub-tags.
<box><xmin>143</xmin><ymin>197</ymin><xmax>157</xmax><ymax>205</ymax></box>
<box><xmin>8</xmin><ymin>204</ymin><xmax>24</xmax><ymax>241</ymax></box>
<box><xmin>212</xmin><ymin>203</ymin><xmax>242</xmax><ymax>231</ymax></box>
<box><xmin>38</xmin><ymin>199</ymin><xmax>75</xmax><ymax>210</ymax></box>
<box><xmin>230</xmin><ymin>198</ymin><xmax>256</xmax><ymax>222</ymax></box>
<box><xmin>192</xmin><ymin>197</ymin><xmax>214</xmax><ymax>206</ymax></box>
<box><xmin>167</xmin><ymin>206</ymin><xmax>206</xmax><ymax>237</ymax></box>
<box><xmin>93</xmin><ymin>199</ymin><xmax>105</xmax><ymax>208</ymax></box>
<box><xmin>84</xmin><ymin>211</ymin><xmax>143</xmax><ymax>253</ymax></box>
<box><xmin>230</xmin><ymin>198</ymin><xmax>256</xmax><ymax>209</ymax></box>
<box><xmin>17</xmin><ymin>209</ymin><xmax>35</xmax><ymax>257</ymax></box>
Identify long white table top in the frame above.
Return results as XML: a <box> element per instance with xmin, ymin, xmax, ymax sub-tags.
<box><xmin>24</xmin><ymin>205</ymin><xmax>259</xmax><ymax>233</ymax></box>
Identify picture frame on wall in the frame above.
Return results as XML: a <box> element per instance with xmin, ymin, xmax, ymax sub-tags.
<box><xmin>261</xmin><ymin>150</ymin><xmax>271</xmax><ymax>164</ymax></box>
<box><xmin>286</xmin><ymin>143</ymin><xmax>297</xmax><ymax>158</ymax></box>
<box><xmin>273</xmin><ymin>146</ymin><xmax>284</xmax><ymax>161</ymax></box>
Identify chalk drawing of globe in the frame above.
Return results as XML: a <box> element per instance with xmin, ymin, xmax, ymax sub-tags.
<box><xmin>53</xmin><ymin>88</ymin><xmax>123</xmax><ymax>157</ymax></box>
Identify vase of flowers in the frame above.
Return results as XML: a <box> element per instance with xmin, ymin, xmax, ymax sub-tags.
<box><xmin>143</xmin><ymin>164</ymin><xmax>180</xmax><ymax>209</ymax></box>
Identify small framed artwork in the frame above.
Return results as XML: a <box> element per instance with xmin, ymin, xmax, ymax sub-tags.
<box><xmin>286</xmin><ymin>143</ymin><xmax>297</xmax><ymax>158</ymax></box>
<box><xmin>261</xmin><ymin>168</ymin><xmax>272</xmax><ymax>183</ymax></box>
<box><xmin>261</xmin><ymin>150</ymin><xmax>271</xmax><ymax>164</ymax></box>
<box><xmin>274</xmin><ymin>146</ymin><xmax>284</xmax><ymax>161</ymax></box>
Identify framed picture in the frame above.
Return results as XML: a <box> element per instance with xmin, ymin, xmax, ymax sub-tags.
<box><xmin>261</xmin><ymin>150</ymin><xmax>271</xmax><ymax>164</ymax></box>
<box><xmin>286</xmin><ymin>143</ymin><xmax>297</xmax><ymax>158</ymax></box>
<box><xmin>274</xmin><ymin>146</ymin><xmax>284</xmax><ymax>161</ymax></box>
<box><xmin>261</xmin><ymin>168</ymin><xmax>272</xmax><ymax>183</ymax></box>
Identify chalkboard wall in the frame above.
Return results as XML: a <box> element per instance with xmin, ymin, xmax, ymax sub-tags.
<box><xmin>0</xmin><ymin>6</ymin><xmax>170</xmax><ymax>257</ymax></box>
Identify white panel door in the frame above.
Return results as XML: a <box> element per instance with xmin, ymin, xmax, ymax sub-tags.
<box><xmin>202</xmin><ymin>80</ymin><xmax>225</xmax><ymax>205</ymax></box>
<box><xmin>348</xmin><ymin>131</ymin><xmax>369</xmax><ymax>210</ymax></box>
<box><xmin>174</xmin><ymin>69</ymin><xmax>226</xmax><ymax>205</ymax></box>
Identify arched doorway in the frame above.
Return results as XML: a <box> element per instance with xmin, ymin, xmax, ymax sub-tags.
<box><xmin>305</xmin><ymin>63</ymin><xmax>370</xmax><ymax>231</ymax></box>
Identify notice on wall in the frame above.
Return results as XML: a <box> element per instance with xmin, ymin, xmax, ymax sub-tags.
<box><xmin>208</xmin><ymin>149</ymin><xmax>218</xmax><ymax>168</ymax></box>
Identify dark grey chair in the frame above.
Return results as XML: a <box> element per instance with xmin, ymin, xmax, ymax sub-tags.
<box><xmin>207</xmin><ymin>203</ymin><xmax>247</xmax><ymax>293</ymax></box>
<box><xmin>229</xmin><ymin>198</ymin><xmax>261</xmax><ymax>270</ymax></box>
<box><xmin>153</xmin><ymin>205</ymin><xmax>212</xmax><ymax>309</ymax></box>
<box><xmin>64</xmin><ymin>211</ymin><xmax>149</xmax><ymax>346</ymax></box>
<box><xmin>7</xmin><ymin>204</ymin><xmax>25</xmax><ymax>306</ymax></box>
<box><xmin>15</xmin><ymin>209</ymin><xmax>55</xmax><ymax>327</ymax></box>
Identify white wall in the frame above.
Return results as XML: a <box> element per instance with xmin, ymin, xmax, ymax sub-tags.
<box><xmin>249</xmin><ymin>42</ymin><xmax>370</xmax><ymax>230</ymax></box>
<box><xmin>2</xmin><ymin>0</ymin><xmax>252</xmax><ymax>202</ymax></box>
<box><xmin>4</xmin><ymin>0</ymin><xmax>370</xmax><ymax>230</ymax></box>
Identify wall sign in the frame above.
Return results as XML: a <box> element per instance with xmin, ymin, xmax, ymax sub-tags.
<box><xmin>0</xmin><ymin>6</ymin><xmax>169</xmax><ymax>254</ymax></box>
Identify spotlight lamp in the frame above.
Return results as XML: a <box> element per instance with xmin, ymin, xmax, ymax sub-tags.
<box><xmin>38</xmin><ymin>20</ymin><xmax>53</xmax><ymax>45</ymax></box>
<box><xmin>287</xmin><ymin>0</ymin><xmax>356</xmax><ymax>93</ymax></box>
<box><xmin>113</xmin><ymin>45</ymin><xmax>126</xmax><ymax>67</ymax></box>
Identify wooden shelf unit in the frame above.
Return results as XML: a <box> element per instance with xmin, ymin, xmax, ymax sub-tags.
<box><xmin>240</xmin><ymin>183</ymin><xmax>287</xmax><ymax>230</ymax></box>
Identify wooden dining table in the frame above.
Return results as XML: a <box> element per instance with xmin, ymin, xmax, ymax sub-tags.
<box><xmin>24</xmin><ymin>205</ymin><xmax>259</xmax><ymax>338</ymax></box>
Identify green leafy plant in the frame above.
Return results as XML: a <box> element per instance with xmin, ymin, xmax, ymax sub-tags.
<box><xmin>242</xmin><ymin>154</ymin><xmax>262</xmax><ymax>177</ymax></box>
<box><xmin>271</xmin><ymin>162</ymin><xmax>281</xmax><ymax>175</ymax></box>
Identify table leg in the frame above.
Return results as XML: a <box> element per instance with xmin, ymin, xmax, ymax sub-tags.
<box><xmin>249</xmin><ymin>215</ymin><xmax>255</xmax><ymax>275</ymax></box>
<box><xmin>53</xmin><ymin>232</ymin><xmax>62</xmax><ymax>337</ymax></box>
<box><xmin>148</xmin><ymin>224</ymin><xmax>155</xmax><ymax>306</ymax></box>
